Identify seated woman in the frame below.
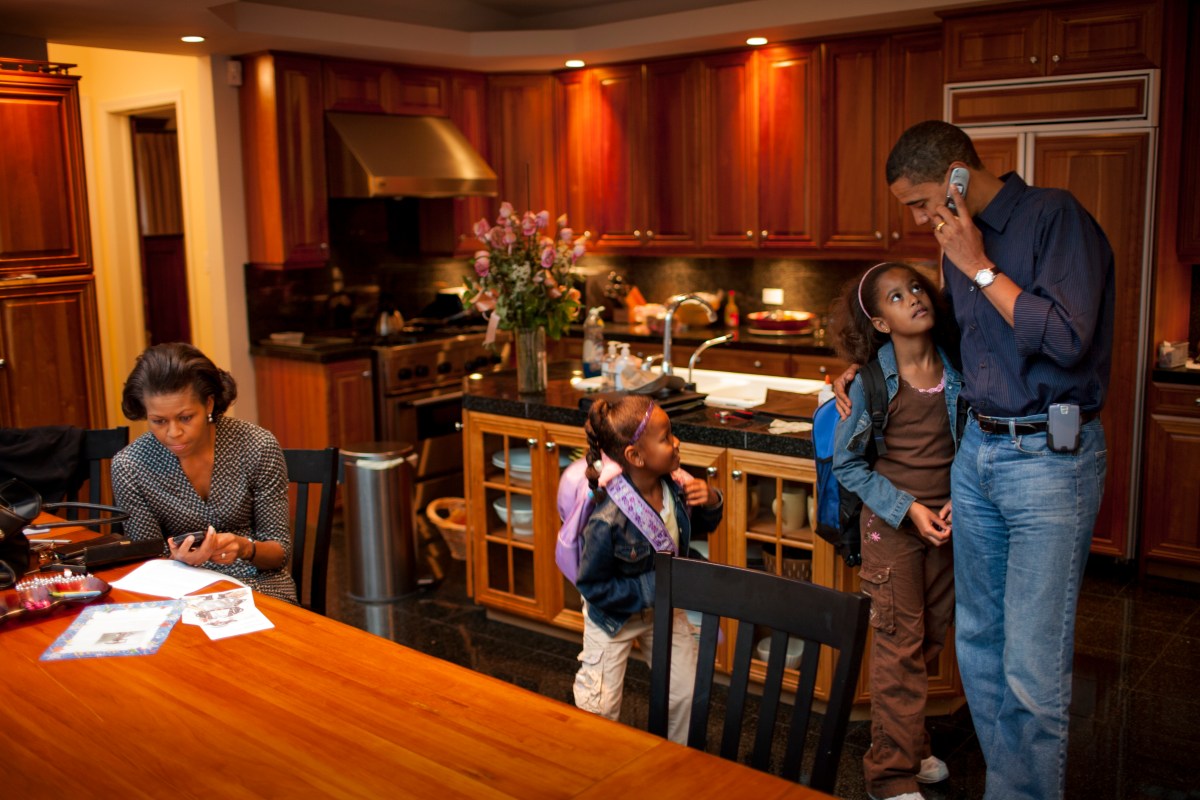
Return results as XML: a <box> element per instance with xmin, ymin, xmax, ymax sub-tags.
<box><xmin>111</xmin><ymin>343</ymin><xmax>297</xmax><ymax>603</ymax></box>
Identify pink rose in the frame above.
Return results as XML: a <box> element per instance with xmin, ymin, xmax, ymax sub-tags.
<box><xmin>473</xmin><ymin>218</ymin><xmax>490</xmax><ymax>240</ymax></box>
<box><xmin>536</xmin><ymin>210</ymin><xmax>550</xmax><ymax>229</ymax></box>
<box><xmin>540</xmin><ymin>246</ymin><xmax>555</xmax><ymax>268</ymax></box>
<box><xmin>489</xmin><ymin>226</ymin><xmax>506</xmax><ymax>248</ymax></box>
<box><xmin>521</xmin><ymin>212</ymin><xmax>537</xmax><ymax>236</ymax></box>
<box><xmin>474</xmin><ymin>254</ymin><xmax>490</xmax><ymax>277</ymax></box>
<box><xmin>560</xmin><ymin>227</ymin><xmax>574</xmax><ymax>242</ymax></box>
<box><xmin>547</xmin><ymin>285</ymin><xmax>563</xmax><ymax>299</ymax></box>
<box><xmin>533</xmin><ymin>271</ymin><xmax>545</xmax><ymax>284</ymax></box>
<box><xmin>573</xmin><ymin>242</ymin><xmax>586</xmax><ymax>260</ymax></box>
<box><xmin>498</xmin><ymin>202</ymin><xmax>514</xmax><ymax>221</ymax></box>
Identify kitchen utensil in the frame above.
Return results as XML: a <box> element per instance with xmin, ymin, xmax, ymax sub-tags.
<box><xmin>493</xmin><ymin>495</ymin><xmax>534</xmax><ymax>539</ymax></box>
<box><xmin>377</xmin><ymin>309</ymin><xmax>404</xmax><ymax>337</ymax></box>
<box><xmin>746</xmin><ymin>310</ymin><xmax>815</xmax><ymax>334</ymax></box>
<box><xmin>772</xmin><ymin>485</ymin><xmax>809</xmax><ymax>530</ymax></box>
<box><xmin>756</xmin><ymin>636</ymin><xmax>804</xmax><ymax>669</ymax></box>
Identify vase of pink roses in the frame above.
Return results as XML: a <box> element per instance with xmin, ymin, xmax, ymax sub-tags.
<box><xmin>462</xmin><ymin>202</ymin><xmax>586</xmax><ymax>394</ymax></box>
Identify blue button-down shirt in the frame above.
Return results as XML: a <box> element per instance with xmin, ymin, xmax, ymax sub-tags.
<box><xmin>945</xmin><ymin>172</ymin><xmax>1114</xmax><ymax>417</ymax></box>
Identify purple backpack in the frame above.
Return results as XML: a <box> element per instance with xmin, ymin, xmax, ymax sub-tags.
<box><xmin>555</xmin><ymin>456</ymin><xmax>691</xmax><ymax>585</ymax></box>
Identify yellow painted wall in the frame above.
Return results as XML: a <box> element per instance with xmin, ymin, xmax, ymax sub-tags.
<box><xmin>46</xmin><ymin>44</ymin><xmax>256</xmax><ymax>429</ymax></box>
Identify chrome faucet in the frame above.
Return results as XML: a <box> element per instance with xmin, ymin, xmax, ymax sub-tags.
<box><xmin>688</xmin><ymin>334</ymin><xmax>735</xmax><ymax>384</ymax></box>
<box><xmin>640</xmin><ymin>353</ymin><xmax>662</xmax><ymax>371</ymax></box>
<box><xmin>661</xmin><ymin>293</ymin><xmax>717</xmax><ymax>376</ymax></box>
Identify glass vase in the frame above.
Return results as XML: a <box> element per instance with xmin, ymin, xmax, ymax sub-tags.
<box><xmin>514</xmin><ymin>327</ymin><xmax>547</xmax><ymax>394</ymax></box>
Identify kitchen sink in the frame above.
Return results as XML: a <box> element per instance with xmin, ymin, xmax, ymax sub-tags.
<box><xmin>685</xmin><ymin>368</ymin><xmax>825</xmax><ymax>409</ymax></box>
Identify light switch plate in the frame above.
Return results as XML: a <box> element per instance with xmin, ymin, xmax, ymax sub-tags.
<box><xmin>226</xmin><ymin>59</ymin><xmax>243</xmax><ymax>87</ymax></box>
<box><xmin>762</xmin><ymin>288</ymin><xmax>784</xmax><ymax>306</ymax></box>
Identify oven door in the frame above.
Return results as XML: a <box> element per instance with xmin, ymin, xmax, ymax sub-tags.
<box><xmin>379</xmin><ymin>385</ymin><xmax>464</xmax><ymax>481</ymax></box>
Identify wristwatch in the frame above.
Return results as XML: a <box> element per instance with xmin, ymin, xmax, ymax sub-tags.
<box><xmin>973</xmin><ymin>267</ymin><xmax>997</xmax><ymax>289</ymax></box>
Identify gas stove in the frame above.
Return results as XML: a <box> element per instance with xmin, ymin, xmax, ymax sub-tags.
<box><xmin>373</xmin><ymin>330</ymin><xmax>504</xmax><ymax>396</ymax></box>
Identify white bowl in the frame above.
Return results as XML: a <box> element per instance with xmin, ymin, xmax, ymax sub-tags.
<box><xmin>493</xmin><ymin>496</ymin><xmax>533</xmax><ymax>537</ymax></box>
<box><xmin>755</xmin><ymin>636</ymin><xmax>804</xmax><ymax>670</ymax></box>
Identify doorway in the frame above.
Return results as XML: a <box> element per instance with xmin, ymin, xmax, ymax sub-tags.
<box><xmin>130</xmin><ymin>111</ymin><xmax>191</xmax><ymax>344</ymax></box>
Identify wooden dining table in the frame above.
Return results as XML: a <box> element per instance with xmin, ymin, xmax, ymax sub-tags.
<box><xmin>2</xmin><ymin>521</ymin><xmax>837</xmax><ymax>799</ymax></box>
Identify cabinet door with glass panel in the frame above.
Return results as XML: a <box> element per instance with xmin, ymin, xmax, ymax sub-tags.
<box><xmin>725</xmin><ymin>449</ymin><xmax>820</xmax><ymax>691</ymax></box>
<box><xmin>465</xmin><ymin>413</ymin><xmax>551</xmax><ymax>618</ymax></box>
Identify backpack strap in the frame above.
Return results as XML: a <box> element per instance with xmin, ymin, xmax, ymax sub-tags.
<box><xmin>860</xmin><ymin>358</ymin><xmax>888</xmax><ymax>458</ymax></box>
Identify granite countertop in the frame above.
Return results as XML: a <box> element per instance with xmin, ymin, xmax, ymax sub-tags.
<box><xmin>250</xmin><ymin>338</ymin><xmax>373</xmax><ymax>364</ymax></box>
<box><xmin>462</xmin><ymin>362</ymin><xmax>815</xmax><ymax>459</ymax></box>
<box><xmin>574</xmin><ymin>322</ymin><xmax>837</xmax><ymax>357</ymax></box>
<box><xmin>1152</xmin><ymin>366</ymin><xmax>1200</xmax><ymax>386</ymax></box>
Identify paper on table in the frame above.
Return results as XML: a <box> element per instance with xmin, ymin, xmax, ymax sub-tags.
<box><xmin>111</xmin><ymin>559</ymin><xmax>246</xmax><ymax>598</ymax></box>
<box><xmin>180</xmin><ymin>588</ymin><xmax>274</xmax><ymax>640</ymax></box>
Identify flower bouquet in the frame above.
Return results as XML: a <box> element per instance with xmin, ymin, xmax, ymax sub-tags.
<box><xmin>462</xmin><ymin>202</ymin><xmax>587</xmax><ymax>392</ymax></box>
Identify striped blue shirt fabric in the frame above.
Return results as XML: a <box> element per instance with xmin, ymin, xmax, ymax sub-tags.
<box><xmin>944</xmin><ymin>172</ymin><xmax>1114</xmax><ymax>418</ymax></box>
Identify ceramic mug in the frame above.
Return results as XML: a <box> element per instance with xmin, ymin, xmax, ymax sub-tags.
<box><xmin>772</xmin><ymin>486</ymin><xmax>808</xmax><ymax>530</ymax></box>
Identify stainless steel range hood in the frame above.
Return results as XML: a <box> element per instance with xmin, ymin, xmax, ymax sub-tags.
<box><xmin>326</xmin><ymin>112</ymin><xmax>498</xmax><ymax>199</ymax></box>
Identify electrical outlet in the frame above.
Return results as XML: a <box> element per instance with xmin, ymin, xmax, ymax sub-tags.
<box><xmin>762</xmin><ymin>288</ymin><xmax>784</xmax><ymax>306</ymax></box>
<box><xmin>226</xmin><ymin>60</ymin><xmax>243</xmax><ymax>87</ymax></box>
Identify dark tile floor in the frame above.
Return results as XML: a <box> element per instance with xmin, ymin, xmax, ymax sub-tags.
<box><xmin>322</xmin><ymin>520</ymin><xmax>1200</xmax><ymax>799</ymax></box>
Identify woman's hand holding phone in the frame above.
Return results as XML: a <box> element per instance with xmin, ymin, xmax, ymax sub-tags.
<box><xmin>167</xmin><ymin>525</ymin><xmax>219</xmax><ymax>566</ymax></box>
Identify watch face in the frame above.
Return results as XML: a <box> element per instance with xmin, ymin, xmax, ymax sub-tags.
<box><xmin>974</xmin><ymin>269</ymin><xmax>995</xmax><ymax>288</ymax></box>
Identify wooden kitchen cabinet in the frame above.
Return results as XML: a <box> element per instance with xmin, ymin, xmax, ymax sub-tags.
<box><xmin>0</xmin><ymin>64</ymin><xmax>92</xmax><ymax>277</ymax></box>
<box><xmin>0</xmin><ymin>275</ymin><xmax>106</xmax><ymax>429</ymax></box>
<box><xmin>1177</xmin><ymin>1</ymin><xmax>1200</xmax><ymax>259</ymax></box>
<box><xmin>253</xmin><ymin>355</ymin><xmax>374</xmax><ymax>450</ymax></box>
<box><xmin>588</xmin><ymin>60</ymin><xmax>699</xmax><ymax>251</ymax></box>
<box><xmin>323</xmin><ymin>60</ymin><xmax>387</xmax><ymax>113</ymax></box>
<box><xmin>449</xmin><ymin>72</ymin><xmax>492</xmax><ymax>254</ymax></box>
<box><xmin>756</xmin><ymin>44</ymin><xmax>821</xmax><ymax>250</ymax></box>
<box><xmin>487</xmin><ymin>75</ymin><xmax>558</xmax><ymax>215</ymax></box>
<box><xmin>1140</xmin><ymin>383</ymin><xmax>1200</xmax><ymax>577</ymax></box>
<box><xmin>240</xmin><ymin>53</ymin><xmax>329</xmax><ymax>269</ymax></box>
<box><xmin>554</xmin><ymin>69</ymin><xmax>595</xmax><ymax>239</ymax></box>
<box><xmin>943</xmin><ymin>1</ymin><xmax>1162</xmax><ymax>83</ymax></box>
<box><xmin>698</xmin><ymin>51</ymin><xmax>758</xmax><ymax>250</ymax></box>
<box><xmin>886</xmin><ymin>30</ymin><xmax>944</xmax><ymax>257</ymax></box>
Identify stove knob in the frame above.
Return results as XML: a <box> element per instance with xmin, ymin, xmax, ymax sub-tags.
<box><xmin>437</xmin><ymin>362</ymin><xmax>452</xmax><ymax>375</ymax></box>
<box><xmin>397</xmin><ymin>367</ymin><xmax>412</xmax><ymax>381</ymax></box>
<box><xmin>414</xmin><ymin>365</ymin><xmax>430</xmax><ymax>379</ymax></box>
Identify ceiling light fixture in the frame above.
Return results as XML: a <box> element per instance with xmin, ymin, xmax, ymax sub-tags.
<box><xmin>746</xmin><ymin>36</ymin><xmax>768</xmax><ymax>46</ymax></box>
<box><xmin>181</xmin><ymin>35</ymin><xmax>205</xmax><ymax>43</ymax></box>
<box><xmin>565</xmin><ymin>59</ymin><xmax>586</xmax><ymax>68</ymax></box>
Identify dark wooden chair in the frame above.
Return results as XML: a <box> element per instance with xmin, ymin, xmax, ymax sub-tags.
<box><xmin>68</xmin><ymin>426</ymin><xmax>130</xmax><ymax>519</ymax></box>
<box><xmin>283</xmin><ymin>447</ymin><xmax>339</xmax><ymax>616</ymax></box>
<box><xmin>648</xmin><ymin>551</ymin><xmax>870</xmax><ymax>794</ymax></box>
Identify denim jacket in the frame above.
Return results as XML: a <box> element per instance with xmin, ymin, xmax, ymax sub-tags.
<box><xmin>832</xmin><ymin>341</ymin><xmax>963</xmax><ymax>530</ymax></box>
<box><xmin>576</xmin><ymin>481</ymin><xmax>723</xmax><ymax>636</ymax></box>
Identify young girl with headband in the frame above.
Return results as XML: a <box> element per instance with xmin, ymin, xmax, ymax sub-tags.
<box><xmin>572</xmin><ymin>393</ymin><xmax>723</xmax><ymax>743</ymax></box>
<box><xmin>832</xmin><ymin>262</ymin><xmax>964</xmax><ymax>800</ymax></box>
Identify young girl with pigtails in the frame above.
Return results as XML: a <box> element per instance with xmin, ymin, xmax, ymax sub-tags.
<box><xmin>570</xmin><ymin>393</ymin><xmax>723</xmax><ymax>744</ymax></box>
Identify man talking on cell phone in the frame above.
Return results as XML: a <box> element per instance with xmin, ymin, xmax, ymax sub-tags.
<box><xmin>833</xmin><ymin>120</ymin><xmax>1113</xmax><ymax>800</ymax></box>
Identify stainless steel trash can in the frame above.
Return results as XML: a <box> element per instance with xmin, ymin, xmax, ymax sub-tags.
<box><xmin>340</xmin><ymin>442</ymin><xmax>417</xmax><ymax>602</ymax></box>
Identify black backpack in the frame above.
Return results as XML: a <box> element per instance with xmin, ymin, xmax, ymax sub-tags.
<box><xmin>813</xmin><ymin>359</ymin><xmax>887</xmax><ymax>568</ymax></box>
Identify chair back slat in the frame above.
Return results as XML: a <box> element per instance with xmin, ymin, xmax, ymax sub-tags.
<box><xmin>282</xmin><ymin>447</ymin><xmax>338</xmax><ymax>616</ymax></box>
<box><xmin>75</xmin><ymin>427</ymin><xmax>130</xmax><ymax>523</ymax></box>
<box><xmin>649</xmin><ymin>552</ymin><xmax>870</xmax><ymax>794</ymax></box>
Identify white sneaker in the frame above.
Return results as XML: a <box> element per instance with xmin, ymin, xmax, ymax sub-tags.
<box><xmin>915</xmin><ymin>755</ymin><xmax>949</xmax><ymax>784</ymax></box>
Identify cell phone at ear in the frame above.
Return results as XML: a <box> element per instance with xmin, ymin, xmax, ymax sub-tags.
<box><xmin>946</xmin><ymin>167</ymin><xmax>969</xmax><ymax>214</ymax></box>
<box><xmin>170</xmin><ymin>530</ymin><xmax>208</xmax><ymax>550</ymax></box>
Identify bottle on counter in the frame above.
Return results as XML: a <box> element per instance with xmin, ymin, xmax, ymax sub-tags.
<box><xmin>582</xmin><ymin>307</ymin><xmax>606</xmax><ymax>378</ymax></box>
<box><xmin>724</xmin><ymin>291</ymin><xmax>740</xmax><ymax>328</ymax></box>
<box><xmin>601</xmin><ymin>341</ymin><xmax>620</xmax><ymax>387</ymax></box>
<box><xmin>817</xmin><ymin>375</ymin><xmax>835</xmax><ymax>408</ymax></box>
<box><xmin>615</xmin><ymin>343</ymin><xmax>644</xmax><ymax>391</ymax></box>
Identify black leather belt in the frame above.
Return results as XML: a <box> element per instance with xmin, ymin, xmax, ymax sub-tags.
<box><xmin>973</xmin><ymin>411</ymin><xmax>1097</xmax><ymax>435</ymax></box>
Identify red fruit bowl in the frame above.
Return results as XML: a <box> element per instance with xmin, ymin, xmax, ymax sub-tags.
<box><xmin>746</xmin><ymin>310</ymin><xmax>816</xmax><ymax>333</ymax></box>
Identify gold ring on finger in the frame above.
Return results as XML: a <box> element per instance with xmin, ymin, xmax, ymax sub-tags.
<box><xmin>935</xmin><ymin>221</ymin><xmax>947</xmax><ymax>233</ymax></box>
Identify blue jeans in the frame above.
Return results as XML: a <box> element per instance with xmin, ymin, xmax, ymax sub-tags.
<box><xmin>951</xmin><ymin>416</ymin><xmax>1106</xmax><ymax>800</ymax></box>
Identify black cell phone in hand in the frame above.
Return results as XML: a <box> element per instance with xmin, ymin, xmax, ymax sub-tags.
<box><xmin>170</xmin><ymin>530</ymin><xmax>208</xmax><ymax>550</ymax></box>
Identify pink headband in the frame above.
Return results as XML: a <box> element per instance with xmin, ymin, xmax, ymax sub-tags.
<box><xmin>630</xmin><ymin>402</ymin><xmax>657</xmax><ymax>444</ymax></box>
<box><xmin>857</xmin><ymin>262</ymin><xmax>890</xmax><ymax>318</ymax></box>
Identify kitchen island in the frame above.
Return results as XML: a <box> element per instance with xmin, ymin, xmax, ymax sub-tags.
<box><xmin>461</xmin><ymin>363</ymin><xmax>964</xmax><ymax>713</ymax></box>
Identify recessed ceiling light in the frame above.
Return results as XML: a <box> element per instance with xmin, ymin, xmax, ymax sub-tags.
<box><xmin>565</xmin><ymin>59</ymin><xmax>586</xmax><ymax>68</ymax></box>
<box><xmin>746</xmin><ymin>36</ymin><xmax>768</xmax><ymax>46</ymax></box>
<box><xmin>181</xmin><ymin>35</ymin><xmax>205</xmax><ymax>43</ymax></box>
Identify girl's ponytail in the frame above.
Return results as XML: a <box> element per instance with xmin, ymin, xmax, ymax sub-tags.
<box><xmin>584</xmin><ymin>399</ymin><xmax>609</xmax><ymax>495</ymax></box>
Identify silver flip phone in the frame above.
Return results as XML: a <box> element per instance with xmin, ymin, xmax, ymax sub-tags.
<box><xmin>1047</xmin><ymin>403</ymin><xmax>1081</xmax><ymax>453</ymax></box>
<box><xmin>946</xmin><ymin>167</ymin><xmax>969</xmax><ymax>215</ymax></box>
